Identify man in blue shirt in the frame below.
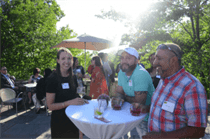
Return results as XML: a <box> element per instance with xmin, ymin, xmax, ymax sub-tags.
<box><xmin>112</xmin><ymin>47</ymin><xmax>155</xmax><ymax>138</ymax></box>
<box><xmin>1</xmin><ymin>66</ymin><xmax>23</xmax><ymax>110</ymax></box>
<box><xmin>1</xmin><ymin>66</ymin><xmax>18</xmax><ymax>90</ymax></box>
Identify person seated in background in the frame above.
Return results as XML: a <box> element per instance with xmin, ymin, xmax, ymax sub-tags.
<box><xmin>112</xmin><ymin>47</ymin><xmax>155</xmax><ymax>139</ymax></box>
<box><xmin>27</xmin><ymin>68</ymin><xmax>43</xmax><ymax>105</ymax></box>
<box><xmin>146</xmin><ymin>53</ymin><xmax>160</xmax><ymax>89</ymax></box>
<box><xmin>87</xmin><ymin>56</ymin><xmax>109</xmax><ymax>99</ymax></box>
<box><xmin>1</xmin><ymin>66</ymin><xmax>23</xmax><ymax>109</ymax></box>
<box><xmin>143</xmin><ymin>43</ymin><xmax>207</xmax><ymax>139</ymax></box>
<box><xmin>1</xmin><ymin>66</ymin><xmax>18</xmax><ymax>91</ymax></box>
<box><xmin>33</xmin><ymin>68</ymin><xmax>52</xmax><ymax>114</ymax></box>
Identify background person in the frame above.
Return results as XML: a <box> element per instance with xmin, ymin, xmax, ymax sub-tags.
<box><xmin>1</xmin><ymin>66</ymin><xmax>18</xmax><ymax>91</ymax></box>
<box><xmin>46</xmin><ymin>47</ymin><xmax>87</xmax><ymax>138</ymax></box>
<box><xmin>112</xmin><ymin>47</ymin><xmax>155</xmax><ymax>138</ymax></box>
<box><xmin>73</xmin><ymin>57</ymin><xmax>86</xmax><ymax>88</ymax></box>
<box><xmin>27</xmin><ymin>68</ymin><xmax>43</xmax><ymax>105</ymax></box>
<box><xmin>143</xmin><ymin>43</ymin><xmax>207</xmax><ymax>139</ymax></box>
<box><xmin>104</xmin><ymin>53</ymin><xmax>116</xmax><ymax>91</ymax></box>
<box><xmin>87</xmin><ymin>56</ymin><xmax>109</xmax><ymax>99</ymax></box>
<box><xmin>138</xmin><ymin>55</ymin><xmax>145</xmax><ymax>68</ymax></box>
<box><xmin>34</xmin><ymin>68</ymin><xmax>52</xmax><ymax>114</ymax></box>
<box><xmin>115</xmin><ymin>62</ymin><xmax>121</xmax><ymax>74</ymax></box>
<box><xmin>98</xmin><ymin>52</ymin><xmax>112</xmax><ymax>89</ymax></box>
<box><xmin>146</xmin><ymin>52</ymin><xmax>160</xmax><ymax>89</ymax></box>
<box><xmin>1</xmin><ymin>66</ymin><xmax>23</xmax><ymax>109</ymax></box>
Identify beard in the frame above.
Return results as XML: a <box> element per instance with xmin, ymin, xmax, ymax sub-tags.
<box><xmin>120</xmin><ymin>63</ymin><xmax>136</xmax><ymax>73</ymax></box>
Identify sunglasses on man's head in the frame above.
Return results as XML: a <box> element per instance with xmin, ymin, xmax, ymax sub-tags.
<box><xmin>156</xmin><ymin>44</ymin><xmax>178</xmax><ymax>57</ymax></box>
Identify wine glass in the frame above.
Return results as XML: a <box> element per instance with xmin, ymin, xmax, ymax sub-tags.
<box><xmin>77</xmin><ymin>87</ymin><xmax>85</xmax><ymax>98</ymax></box>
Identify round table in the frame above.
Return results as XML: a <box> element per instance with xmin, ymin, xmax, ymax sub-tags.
<box><xmin>65</xmin><ymin>99</ymin><xmax>147</xmax><ymax>139</ymax></box>
<box><xmin>24</xmin><ymin>83</ymin><xmax>37</xmax><ymax>88</ymax></box>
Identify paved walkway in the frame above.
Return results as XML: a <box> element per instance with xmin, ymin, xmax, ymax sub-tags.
<box><xmin>1</xmin><ymin>103</ymin><xmax>210</xmax><ymax>139</ymax></box>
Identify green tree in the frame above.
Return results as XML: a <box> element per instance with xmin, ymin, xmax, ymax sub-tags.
<box><xmin>1</xmin><ymin>0</ymin><xmax>76</xmax><ymax>79</ymax></box>
<box><xmin>96</xmin><ymin>0</ymin><xmax>210</xmax><ymax>95</ymax></box>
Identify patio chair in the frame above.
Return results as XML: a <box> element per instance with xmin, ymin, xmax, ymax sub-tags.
<box><xmin>0</xmin><ymin>88</ymin><xmax>26</xmax><ymax>116</ymax></box>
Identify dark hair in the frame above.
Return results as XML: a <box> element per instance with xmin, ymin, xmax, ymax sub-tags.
<box><xmin>33</xmin><ymin>68</ymin><xmax>40</xmax><ymax>75</ymax></box>
<box><xmin>73</xmin><ymin>57</ymin><xmax>78</xmax><ymax>68</ymax></box>
<box><xmin>56</xmin><ymin>47</ymin><xmax>75</xmax><ymax>90</ymax></box>
<box><xmin>98</xmin><ymin>52</ymin><xmax>104</xmax><ymax>61</ymax></box>
<box><xmin>92</xmin><ymin>56</ymin><xmax>102</xmax><ymax>67</ymax></box>
<box><xmin>92</xmin><ymin>56</ymin><xmax>105</xmax><ymax>76</ymax></box>
<box><xmin>44</xmin><ymin>68</ymin><xmax>52</xmax><ymax>79</ymax></box>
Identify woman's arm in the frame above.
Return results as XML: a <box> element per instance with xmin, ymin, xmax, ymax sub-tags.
<box><xmin>46</xmin><ymin>93</ymin><xmax>87</xmax><ymax>111</ymax></box>
<box><xmin>28</xmin><ymin>76</ymin><xmax>32</xmax><ymax>83</ymax></box>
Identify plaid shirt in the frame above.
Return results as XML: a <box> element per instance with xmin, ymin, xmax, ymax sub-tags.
<box><xmin>148</xmin><ymin>67</ymin><xmax>207</xmax><ymax>132</ymax></box>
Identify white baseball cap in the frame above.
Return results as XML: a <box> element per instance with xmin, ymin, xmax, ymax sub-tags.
<box><xmin>121</xmin><ymin>47</ymin><xmax>139</xmax><ymax>59</ymax></box>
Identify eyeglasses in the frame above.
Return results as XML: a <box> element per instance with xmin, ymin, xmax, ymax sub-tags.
<box><xmin>2</xmin><ymin>69</ymin><xmax>7</xmax><ymax>71</ymax></box>
<box><xmin>156</xmin><ymin>44</ymin><xmax>178</xmax><ymax>57</ymax></box>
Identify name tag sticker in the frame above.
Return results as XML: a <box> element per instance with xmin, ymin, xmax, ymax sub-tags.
<box><xmin>129</xmin><ymin>80</ymin><xmax>132</xmax><ymax>86</ymax></box>
<box><xmin>62</xmin><ymin>83</ymin><xmax>70</xmax><ymax>89</ymax></box>
<box><xmin>161</xmin><ymin>101</ymin><xmax>175</xmax><ymax>113</ymax></box>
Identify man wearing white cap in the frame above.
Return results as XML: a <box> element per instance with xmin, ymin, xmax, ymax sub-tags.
<box><xmin>112</xmin><ymin>47</ymin><xmax>155</xmax><ymax>138</ymax></box>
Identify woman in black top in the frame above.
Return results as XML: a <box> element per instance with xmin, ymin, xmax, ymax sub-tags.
<box><xmin>35</xmin><ymin>68</ymin><xmax>52</xmax><ymax>114</ymax></box>
<box><xmin>46</xmin><ymin>47</ymin><xmax>87</xmax><ymax>138</ymax></box>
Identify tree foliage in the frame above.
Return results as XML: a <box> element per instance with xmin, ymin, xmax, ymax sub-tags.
<box><xmin>1</xmin><ymin>0</ymin><xmax>77</xmax><ymax>80</ymax></box>
<box><xmin>96</xmin><ymin>0</ymin><xmax>210</xmax><ymax>95</ymax></box>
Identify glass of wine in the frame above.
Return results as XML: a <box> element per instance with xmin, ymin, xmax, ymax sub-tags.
<box><xmin>111</xmin><ymin>97</ymin><xmax>123</xmax><ymax>110</ymax></box>
<box><xmin>130</xmin><ymin>103</ymin><xmax>141</xmax><ymax>116</ymax></box>
<box><xmin>77</xmin><ymin>86</ymin><xmax>85</xmax><ymax>98</ymax></box>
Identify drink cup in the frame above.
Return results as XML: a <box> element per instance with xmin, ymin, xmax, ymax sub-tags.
<box><xmin>111</xmin><ymin>97</ymin><xmax>123</xmax><ymax>110</ymax></box>
<box><xmin>94</xmin><ymin>106</ymin><xmax>104</xmax><ymax>118</ymax></box>
<box><xmin>130</xmin><ymin>103</ymin><xmax>141</xmax><ymax>116</ymax></box>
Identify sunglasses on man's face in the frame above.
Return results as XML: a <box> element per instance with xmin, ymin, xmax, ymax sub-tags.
<box><xmin>156</xmin><ymin>44</ymin><xmax>178</xmax><ymax>57</ymax></box>
<box><xmin>2</xmin><ymin>69</ymin><xmax>7</xmax><ymax>71</ymax></box>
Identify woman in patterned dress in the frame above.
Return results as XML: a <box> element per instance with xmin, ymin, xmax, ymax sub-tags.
<box><xmin>88</xmin><ymin>56</ymin><xmax>109</xmax><ymax>99</ymax></box>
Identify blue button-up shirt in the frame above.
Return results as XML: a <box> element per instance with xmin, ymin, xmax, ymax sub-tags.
<box><xmin>2</xmin><ymin>74</ymin><xmax>15</xmax><ymax>88</ymax></box>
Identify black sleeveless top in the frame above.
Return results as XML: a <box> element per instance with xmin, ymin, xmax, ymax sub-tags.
<box><xmin>45</xmin><ymin>72</ymin><xmax>79</xmax><ymax>104</ymax></box>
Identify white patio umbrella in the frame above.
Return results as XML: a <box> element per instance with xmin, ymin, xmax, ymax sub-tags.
<box><xmin>51</xmin><ymin>34</ymin><xmax>112</xmax><ymax>75</ymax></box>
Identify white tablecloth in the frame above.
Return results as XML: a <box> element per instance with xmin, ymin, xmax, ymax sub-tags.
<box><xmin>65</xmin><ymin>99</ymin><xmax>146</xmax><ymax>139</ymax></box>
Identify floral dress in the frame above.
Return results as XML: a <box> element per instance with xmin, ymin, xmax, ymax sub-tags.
<box><xmin>88</xmin><ymin>65</ymin><xmax>109</xmax><ymax>99</ymax></box>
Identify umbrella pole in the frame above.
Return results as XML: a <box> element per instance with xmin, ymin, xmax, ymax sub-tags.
<box><xmin>84</xmin><ymin>42</ymin><xmax>86</xmax><ymax>85</ymax></box>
